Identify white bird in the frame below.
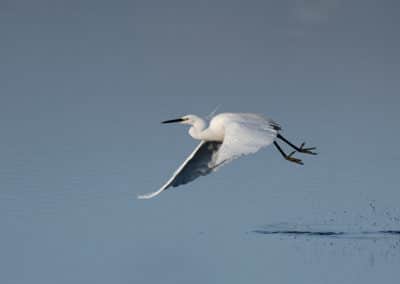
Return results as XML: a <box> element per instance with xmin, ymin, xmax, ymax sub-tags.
<box><xmin>138</xmin><ymin>113</ymin><xmax>317</xmax><ymax>199</ymax></box>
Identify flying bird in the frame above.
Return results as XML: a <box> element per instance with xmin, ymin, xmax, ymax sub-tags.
<box><xmin>138</xmin><ymin>113</ymin><xmax>317</xmax><ymax>199</ymax></box>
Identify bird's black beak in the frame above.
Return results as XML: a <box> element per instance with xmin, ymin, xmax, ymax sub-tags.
<box><xmin>161</xmin><ymin>118</ymin><xmax>185</xmax><ymax>124</ymax></box>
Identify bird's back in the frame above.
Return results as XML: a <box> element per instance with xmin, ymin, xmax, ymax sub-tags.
<box><xmin>210</xmin><ymin>112</ymin><xmax>281</xmax><ymax>132</ymax></box>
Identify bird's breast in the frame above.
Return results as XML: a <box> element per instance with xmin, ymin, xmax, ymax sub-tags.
<box><xmin>206</xmin><ymin>125</ymin><xmax>225</xmax><ymax>142</ymax></box>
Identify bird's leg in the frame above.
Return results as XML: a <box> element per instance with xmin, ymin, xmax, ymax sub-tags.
<box><xmin>277</xmin><ymin>134</ymin><xmax>317</xmax><ymax>155</ymax></box>
<box><xmin>273</xmin><ymin>141</ymin><xmax>303</xmax><ymax>165</ymax></box>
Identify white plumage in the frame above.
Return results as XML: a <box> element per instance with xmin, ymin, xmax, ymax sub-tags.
<box><xmin>211</xmin><ymin>113</ymin><xmax>279</xmax><ymax>166</ymax></box>
<box><xmin>138</xmin><ymin>112</ymin><xmax>316</xmax><ymax>199</ymax></box>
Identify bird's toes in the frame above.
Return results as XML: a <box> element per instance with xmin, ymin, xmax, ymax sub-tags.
<box><xmin>303</xmin><ymin>147</ymin><xmax>317</xmax><ymax>155</ymax></box>
<box><xmin>298</xmin><ymin>143</ymin><xmax>317</xmax><ymax>155</ymax></box>
<box><xmin>286</xmin><ymin>155</ymin><xmax>303</xmax><ymax>165</ymax></box>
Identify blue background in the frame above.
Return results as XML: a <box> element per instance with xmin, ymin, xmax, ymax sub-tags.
<box><xmin>1</xmin><ymin>1</ymin><xmax>399</xmax><ymax>283</ymax></box>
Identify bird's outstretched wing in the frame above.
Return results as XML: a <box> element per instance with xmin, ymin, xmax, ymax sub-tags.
<box><xmin>138</xmin><ymin>141</ymin><xmax>222</xmax><ymax>199</ymax></box>
<box><xmin>214</xmin><ymin>113</ymin><xmax>280</xmax><ymax>166</ymax></box>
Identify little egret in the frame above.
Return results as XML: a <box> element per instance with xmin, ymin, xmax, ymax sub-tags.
<box><xmin>138</xmin><ymin>113</ymin><xmax>317</xmax><ymax>199</ymax></box>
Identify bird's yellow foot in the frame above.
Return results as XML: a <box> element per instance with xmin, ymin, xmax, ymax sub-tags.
<box><xmin>286</xmin><ymin>151</ymin><xmax>304</xmax><ymax>165</ymax></box>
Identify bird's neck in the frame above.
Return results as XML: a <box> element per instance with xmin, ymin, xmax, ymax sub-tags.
<box><xmin>189</xmin><ymin>118</ymin><xmax>209</xmax><ymax>140</ymax></box>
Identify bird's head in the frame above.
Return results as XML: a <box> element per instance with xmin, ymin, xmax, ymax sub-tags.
<box><xmin>162</xmin><ymin>114</ymin><xmax>200</xmax><ymax>125</ymax></box>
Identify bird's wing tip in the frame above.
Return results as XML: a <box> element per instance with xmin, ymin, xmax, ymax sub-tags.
<box><xmin>137</xmin><ymin>194</ymin><xmax>152</xmax><ymax>200</ymax></box>
<box><xmin>137</xmin><ymin>187</ymin><xmax>166</xmax><ymax>200</ymax></box>
<box><xmin>137</xmin><ymin>192</ymin><xmax>157</xmax><ymax>200</ymax></box>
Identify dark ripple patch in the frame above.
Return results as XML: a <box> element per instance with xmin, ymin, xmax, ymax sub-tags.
<box><xmin>253</xmin><ymin>230</ymin><xmax>346</xmax><ymax>237</ymax></box>
<box><xmin>252</xmin><ymin>224</ymin><xmax>400</xmax><ymax>240</ymax></box>
<box><xmin>252</xmin><ymin>226</ymin><xmax>400</xmax><ymax>263</ymax></box>
<box><xmin>380</xmin><ymin>230</ymin><xmax>400</xmax><ymax>235</ymax></box>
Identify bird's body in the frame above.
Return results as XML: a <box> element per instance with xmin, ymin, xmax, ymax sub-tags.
<box><xmin>138</xmin><ymin>112</ymin><xmax>316</xmax><ymax>199</ymax></box>
<box><xmin>187</xmin><ymin>113</ymin><xmax>277</xmax><ymax>142</ymax></box>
